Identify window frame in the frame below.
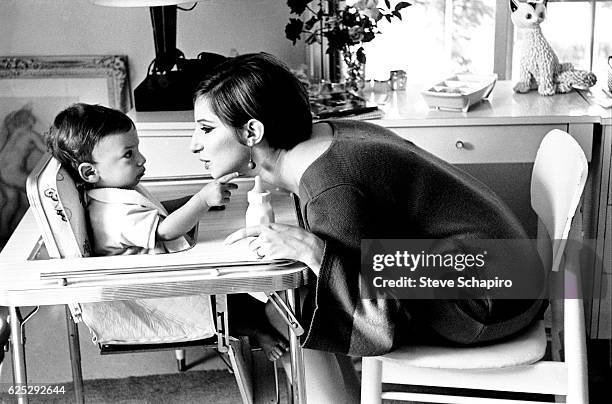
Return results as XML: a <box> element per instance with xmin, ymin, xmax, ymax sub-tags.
<box><xmin>494</xmin><ymin>0</ymin><xmax>514</xmax><ymax>80</ymax></box>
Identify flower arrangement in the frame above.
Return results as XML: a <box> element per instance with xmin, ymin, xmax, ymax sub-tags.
<box><xmin>285</xmin><ymin>0</ymin><xmax>411</xmax><ymax>90</ymax></box>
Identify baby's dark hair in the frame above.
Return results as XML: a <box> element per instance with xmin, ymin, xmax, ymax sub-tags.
<box><xmin>45</xmin><ymin>103</ymin><xmax>134</xmax><ymax>182</ymax></box>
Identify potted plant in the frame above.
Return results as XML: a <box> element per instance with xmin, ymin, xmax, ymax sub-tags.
<box><xmin>285</xmin><ymin>0</ymin><xmax>411</xmax><ymax>91</ymax></box>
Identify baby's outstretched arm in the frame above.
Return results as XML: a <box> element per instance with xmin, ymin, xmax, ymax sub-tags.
<box><xmin>156</xmin><ymin>172</ymin><xmax>239</xmax><ymax>241</ymax></box>
<box><xmin>161</xmin><ymin>196</ymin><xmax>191</xmax><ymax>213</ymax></box>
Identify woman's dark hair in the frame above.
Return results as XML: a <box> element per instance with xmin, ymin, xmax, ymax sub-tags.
<box><xmin>194</xmin><ymin>53</ymin><xmax>312</xmax><ymax>150</ymax></box>
<box><xmin>45</xmin><ymin>103</ymin><xmax>134</xmax><ymax>182</ymax></box>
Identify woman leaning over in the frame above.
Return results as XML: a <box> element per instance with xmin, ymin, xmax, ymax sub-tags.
<box><xmin>190</xmin><ymin>52</ymin><xmax>547</xmax><ymax>403</ymax></box>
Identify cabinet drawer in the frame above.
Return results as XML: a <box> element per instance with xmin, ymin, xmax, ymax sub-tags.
<box><xmin>388</xmin><ymin>125</ymin><xmax>591</xmax><ymax>164</ymax></box>
<box><xmin>138</xmin><ymin>135</ymin><xmax>210</xmax><ymax>178</ymax></box>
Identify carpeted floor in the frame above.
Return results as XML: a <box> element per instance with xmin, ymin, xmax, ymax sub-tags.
<box><xmin>0</xmin><ymin>370</ymin><xmax>253</xmax><ymax>404</ymax></box>
<box><xmin>1</xmin><ymin>355</ymin><xmax>609</xmax><ymax>404</ymax></box>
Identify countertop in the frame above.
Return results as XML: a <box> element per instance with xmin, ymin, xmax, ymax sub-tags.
<box><xmin>129</xmin><ymin>81</ymin><xmax>604</xmax><ymax>131</ymax></box>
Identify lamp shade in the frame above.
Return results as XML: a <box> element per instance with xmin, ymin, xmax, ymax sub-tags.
<box><xmin>92</xmin><ymin>0</ymin><xmax>198</xmax><ymax>7</ymax></box>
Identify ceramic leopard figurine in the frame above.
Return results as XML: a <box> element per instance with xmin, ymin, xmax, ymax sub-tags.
<box><xmin>510</xmin><ymin>0</ymin><xmax>596</xmax><ymax>95</ymax></box>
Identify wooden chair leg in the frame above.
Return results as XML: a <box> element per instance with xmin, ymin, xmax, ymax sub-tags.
<box><xmin>175</xmin><ymin>349</ymin><xmax>186</xmax><ymax>372</ymax></box>
<box><xmin>65</xmin><ymin>306</ymin><xmax>84</xmax><ymax>404</ymax></box>
<box><xmin>360</xmin><ymin>357</ymin><xmax>383</xmax><ymax>404</ymax></box>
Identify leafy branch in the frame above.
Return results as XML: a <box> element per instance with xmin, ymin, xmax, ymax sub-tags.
<box><xmin>285</xmin><ymin>0</ymin><xmax>411</xmax><ymax>54</ymax></box>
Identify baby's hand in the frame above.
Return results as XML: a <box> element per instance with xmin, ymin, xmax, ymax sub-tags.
<box><xmin>197</xmin><ymin>172</ymin><xmax>239</xmax><ymax>208</ymax></box>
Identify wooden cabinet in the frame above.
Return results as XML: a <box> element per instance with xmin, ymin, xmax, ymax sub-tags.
<box><xmin>128</xmin><ymin>111</ymin><xmax>206</xmax><ymax>179</ymax></box>
<box><xmin>138</xmin><ymin>133</ymin><xmax>201</xmax><ymax>178</ymax></box>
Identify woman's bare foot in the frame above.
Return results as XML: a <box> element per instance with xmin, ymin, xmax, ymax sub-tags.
<box><xmin>253</xmin><ymin>329</ymin><xmax>288</xmax><ymax>361</ymax></box>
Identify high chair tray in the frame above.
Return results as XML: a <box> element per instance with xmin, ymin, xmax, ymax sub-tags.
<box><xmin>1</xmin><ymin>211</ymin><xmax>310</xmax><ymax>307</ymax></box>
<box><xmin>36</xmin><ymin>178</ymin><xmax>301</xmax><ymax>279</ymax></box>
<box><xmin>2</xmin><ymin>174</ymin><xmax>310</xmax><ymax>306</ymax></box>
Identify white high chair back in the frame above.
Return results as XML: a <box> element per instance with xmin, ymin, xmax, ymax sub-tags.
<box><xmin>26</xmin><ymin>154</ymin><xmax>91</xmax><ymax>260</ymax></box>
<box><xmin>360</xmin><ymin>129</ymin><xmax>589</xmax><ymax>404</ymax></box>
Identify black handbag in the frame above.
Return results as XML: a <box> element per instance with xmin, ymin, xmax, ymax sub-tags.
<box><xmin>134</xmin><ymin>51</ymin><xmax>227</xmax><ymax>112</ymax></box>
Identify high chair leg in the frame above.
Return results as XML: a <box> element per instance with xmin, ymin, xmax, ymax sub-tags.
<box><xmin>8</xmin><ymin>307</ymin><xmax>27</xmax><ymax>401</ymax></box>
<box><xmin>66</xmin><ymin>306</ymin><xmax>84</xmax><ymax>404</ymax></box>
<box><xmin>175</xmin><ymin>349</ymin><xmax>186</xmax><ymax>372</ymax></box>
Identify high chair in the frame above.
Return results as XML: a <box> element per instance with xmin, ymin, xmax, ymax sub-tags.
<box><xmin>360</xmin><ymin>129</ymin><xmax>589</xmax><ymax>404</ymax></box>
<box><xmin>24</xmin><ymin>154</ymin><xmax>274</xmax><ymax>404</ymax></box>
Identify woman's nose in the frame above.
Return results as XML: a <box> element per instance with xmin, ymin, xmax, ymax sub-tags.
<box><xmin>190</xmin><ymin>131</ymin><xmax>203</xmax><ymax>153</ymax></box>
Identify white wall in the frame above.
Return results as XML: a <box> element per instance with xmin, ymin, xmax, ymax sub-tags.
<box><xmin>0</xmin><ymin>0</ymin><xmax>306</xmax><ymax>90</ymax></box>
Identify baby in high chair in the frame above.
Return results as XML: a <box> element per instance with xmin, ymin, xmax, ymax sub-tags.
<box><xmin>43</xmin><ymin>103</ymin><xmax>287</xmax><ymax>360</ymax></box>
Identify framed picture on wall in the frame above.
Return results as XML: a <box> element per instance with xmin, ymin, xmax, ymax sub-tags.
<box><xmin>0</xmin><ymin>55</ymin><xmax>131</xmax><ymax>249</ymax></box>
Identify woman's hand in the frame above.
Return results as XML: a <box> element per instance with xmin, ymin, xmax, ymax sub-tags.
<box><xmin>224</xmin><ymin>223</ymin><xmax>325</xmax><ymax>275</ymax></box>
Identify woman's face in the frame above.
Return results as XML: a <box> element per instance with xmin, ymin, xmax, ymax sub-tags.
<box><xmin>191</xmin><ymin>97</ymin><xmax>249</xmax><ymax>178</ymax></box>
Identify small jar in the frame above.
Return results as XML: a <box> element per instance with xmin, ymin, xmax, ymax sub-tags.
<box><xmin>390</xmin><ymin>70</ymin><xmax>407</xmax><ymax>91</ymax></box>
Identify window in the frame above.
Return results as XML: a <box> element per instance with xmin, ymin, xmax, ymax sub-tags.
<box><xmin>361</xmin><ymin>0</ymin><xmax>496</xmax><ymax>82</ymax></box>
<box><xmin>324</xmin><ymin>0</ymin><xmax>612</xmax><ymax>84</ymax></box>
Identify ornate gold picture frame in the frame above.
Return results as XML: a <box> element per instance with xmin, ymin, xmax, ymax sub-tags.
<box><xmin>0</xmin><ymin>55</ymin><xmax>131</xmax><ymax>249</ymax></box>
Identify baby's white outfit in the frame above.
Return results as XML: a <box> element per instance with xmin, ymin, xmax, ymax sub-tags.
<box><xmin>77</xmin><ymin>185</ymin><xmax>214</xmax><ymax>344</ymax></box>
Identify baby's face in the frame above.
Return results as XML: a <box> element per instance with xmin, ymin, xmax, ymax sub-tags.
<box><xmin>91</xmin><ymin>128</ymin><xmax>147</xmax><ymax>189</ymax></box>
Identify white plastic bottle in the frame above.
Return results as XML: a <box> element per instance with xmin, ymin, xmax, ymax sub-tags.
<box><xmin>245</xmin><ymin>175</ymin><xmax>275</xmax><ymax>227</ymax></box>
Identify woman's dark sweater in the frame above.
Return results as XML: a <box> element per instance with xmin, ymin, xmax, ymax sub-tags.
<box><xmin>297</xmin><ymin>120</ymin><xmax>546</xmax><ymax>356</ymax></box>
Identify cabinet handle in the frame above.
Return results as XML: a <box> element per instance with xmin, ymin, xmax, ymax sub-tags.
<box><xmin>455</xmin><ymin>140</ymin><xmax>465</xmax><ymax>149</ymax></box>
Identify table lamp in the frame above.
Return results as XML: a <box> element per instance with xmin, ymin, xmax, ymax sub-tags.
<box><xmin>92</xmin><ymin>0</ymin><xmax>226</xmax><ymax>111</ymax></box>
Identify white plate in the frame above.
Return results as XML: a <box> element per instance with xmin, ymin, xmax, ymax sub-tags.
<box><xmin>422</xmin><ymin>74</ymin><xmax>497</xmax><ymax>112</ymax></box>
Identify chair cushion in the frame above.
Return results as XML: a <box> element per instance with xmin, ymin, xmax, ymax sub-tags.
<box><xmin>377</xmin><ymin>320</ymin><xmax>546</xmax><ymax>369</ymax></box>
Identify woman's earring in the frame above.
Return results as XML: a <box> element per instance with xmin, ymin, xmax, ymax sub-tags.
<box><xmin>247</xmin><ymin>145</ymin><xmax>256</xmax><ymax>169</ymax></box>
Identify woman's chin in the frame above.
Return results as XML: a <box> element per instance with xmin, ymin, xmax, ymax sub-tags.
<box><xmin>206</xmin><ymin>165</ymin><xmax>216</xmax><ymax>178</ymax></box>
<box><xmin>210</xmin><ymin>165</ymin><xmax>249</xmax><ymax>179</ymax></box>
<box><xmin>210</xmin><ymin>168</ymin><xmax>236</xmax><ymax>179</ymax></box>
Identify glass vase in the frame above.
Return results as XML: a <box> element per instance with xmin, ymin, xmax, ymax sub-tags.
<box><xmin>342</xmin><ymin>50</ymin><xmax>366</xmax><ymax>93</ymax></box>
